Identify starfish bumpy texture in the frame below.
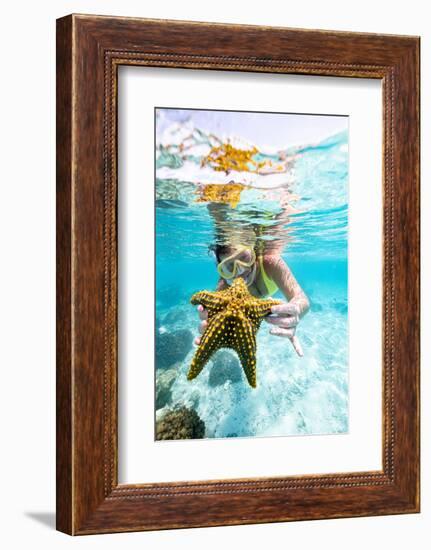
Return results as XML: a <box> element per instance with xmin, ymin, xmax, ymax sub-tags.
<box><xmin>188</xmin><ymin>278</ymin><xmax>281</xmax><ymax>388</ymax></box>
<box><xmin>195</xmin><ymin>182</ymin><xmax>246</xmax><ymax>209</ymax></box>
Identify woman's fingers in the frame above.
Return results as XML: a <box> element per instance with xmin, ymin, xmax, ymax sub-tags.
<box><xmin>270</xmin><ymin>327</ymin><xmax>295</xmax><ymax>338</ymax></box>
<box><xmin>290</xmin><ymin>335</ymin><xmax>304</xmax><ymax>357</ymax></box>
<box><xmin>269</xmin><ymin>328</ymin><xmax>304</xmax><ymax>357</ymax></box>
<box><xmin>195</xmin><ymin>306</ymin><xmax>208</xmax><ymax>345</ymax></box>
<box><xmin>197</xmin><ymin>305</ymin><xmax>208</xmax><ymax>321</ymax></box>
<box><xmin>270</xmin><ymin>303</ymin><xmax>299</xmax><ymax>317</ymax></box>
<box><xmin>194</xmin><ymin>321</ymin><xmax>207</xmax><ymax>346</ymax></box>
<box><xmin>268</xmin><ymin>302</ymin><xmax>303</xmax><ymax>356</ymax></box>
<box><xmin>265</xmin><ymin>315</ymin><xmax>298</xmax><ymax>329</ymax></box>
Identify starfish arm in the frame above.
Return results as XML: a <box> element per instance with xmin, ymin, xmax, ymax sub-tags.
<box><xmin>190</xmin><ymin>290</ymin><xmax>230</xmax><ymax>317</ymax></box>
<box><xmin>231</xmin><ymin>315</ymin><xmax>258</xmax><ymax>388</ymax></box>
<box><xmin>245</xmin><ymin>298</ymin><xmax>283</xmax><ymax>324</ymax></box>
<box><xmin>187</xmin><ymin>312</ymin><xmax>229</xmax><ymax>380</ymax></box>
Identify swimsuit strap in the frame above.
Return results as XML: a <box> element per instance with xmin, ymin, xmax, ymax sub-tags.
<box><xmin>258</xmin><ymin>254</ymin><xmax>279</xmax><ymax>297</ymax></box>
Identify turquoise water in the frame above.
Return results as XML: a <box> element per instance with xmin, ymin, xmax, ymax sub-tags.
<box><xmin>155</xmin><ymin>119</ymin><xmax>348</xmax><ymax>438</ymax></box>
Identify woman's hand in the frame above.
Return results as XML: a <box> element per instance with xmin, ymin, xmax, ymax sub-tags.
<box><xmin>194</xmin><ymin>305</ymin><xmax>208</xmax><ymax>345</ymax></box>
<box><xmin>264</xmin><ymin>302</ymin><xmax>304</xmax><ymax>357</ymax></box>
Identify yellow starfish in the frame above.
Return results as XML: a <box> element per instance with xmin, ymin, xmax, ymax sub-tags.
<box><xmin>195</xmin><ymin>182</ymin><xmax>245</xmax><ymax>209</ymax></box>
<box><xmin>201</xmin><ymin>143</ymin><xmax>262</xmax><ymax>173</ymax></box>
<box><xmin>188</xmin><ymin>278</ymin><xmax>281</xmax><ymax>388</ymax></box>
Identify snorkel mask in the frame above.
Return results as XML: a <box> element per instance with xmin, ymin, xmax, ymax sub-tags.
<box><xmin>217</xmin><ymin>245</ymin><xmax>256</xmax><ymax>285</ymax></box>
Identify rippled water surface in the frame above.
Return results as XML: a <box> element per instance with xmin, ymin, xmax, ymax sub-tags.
<box><xmin>155</xmin><ymin>109</ymin><xmax>349</xmax><ymax>439</ymax></box>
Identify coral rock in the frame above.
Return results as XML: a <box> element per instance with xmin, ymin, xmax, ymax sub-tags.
<box><xmin>156</xmin><ymin>406</ymin><xmax>205</xmax><ymax>440</ymax></box>
<box><xmin>155</xmin><ymin>368</ymin><xmax>177</xmax><ymax>409</ymax></box>
<box><xmin>156</xmin><ymin>329</ymin><xmax>193</xmax><ymax>370</ymax></box>
<box><xmin>208</xmin><ymin>350</ymin><xmax>242</xmax><ymax>387</ymax></box>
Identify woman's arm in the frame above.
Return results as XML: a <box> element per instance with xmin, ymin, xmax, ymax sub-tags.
<box><xmin>263</xmin><ymin>255</ymin><xmax>309</xmax><ymax>356</ymax></box>
<box><xmin>264</xmin><ymin>255</ymin><xmax>310</xmax><ymax>317</ymax></box>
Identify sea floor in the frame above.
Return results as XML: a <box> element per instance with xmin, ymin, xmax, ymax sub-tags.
<box><xmin>155</xmin><ymin>282</ymin><xmax>348</xmax><ymax>439</ymax></box>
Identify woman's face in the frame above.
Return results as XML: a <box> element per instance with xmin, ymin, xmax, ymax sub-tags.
<box><xmin>218</xmin><ymin>247</ymin><xmax>256</xmax><ymax>286</ymax></box>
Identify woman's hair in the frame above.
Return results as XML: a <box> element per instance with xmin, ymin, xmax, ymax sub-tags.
<box><xmin>209</xmin><ymin>243</ymin><xmax>236</xmax><ymax>263</ymax></box>
<box><xmin>209</xmin><ymin>243</ymin><xmax>259</xmax><ymax>263</ymax></box>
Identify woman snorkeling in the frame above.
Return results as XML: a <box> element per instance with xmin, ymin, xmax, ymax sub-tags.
<box><xmin>195</xmin><ymin>241</ymin><xmax>310</xmax><ymax>357</ymax></box>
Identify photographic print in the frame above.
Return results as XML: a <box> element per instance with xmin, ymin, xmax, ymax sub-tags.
<box><xmin>155</xmin><ymin>107</ymin><xmax>349</xmax><ymax>441</ymax></box>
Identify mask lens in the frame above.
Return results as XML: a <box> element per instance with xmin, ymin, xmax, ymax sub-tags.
<box><xmin>217</xmin><ymin>247</ymin><xmax>255</xmax><ymax>280</ymax></box>
<box><xmin>217</xmin><ymin>259</ymin><xmax>236</xmax><ymax>279</ymax></box>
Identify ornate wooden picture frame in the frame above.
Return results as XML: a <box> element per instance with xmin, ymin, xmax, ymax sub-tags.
<box><xmin>56</xmin><ymin>14</ymin><xmax>420</xmax><ymax>535</ymax></box>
